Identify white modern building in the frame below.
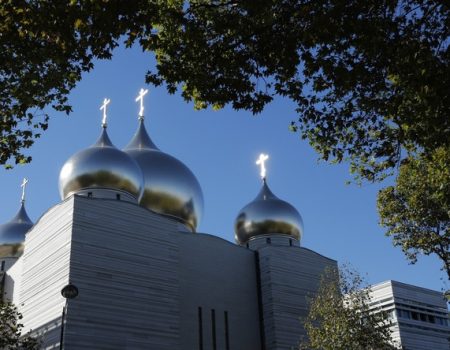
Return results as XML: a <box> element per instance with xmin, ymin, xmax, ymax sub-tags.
<box><xmin>368</xmin><ymin>280</ymin><xmax>450</xmax><ymax>350</ymax></box>
<box><xmin>1</xmin><ymin>99</ymin><xmax>337</xmax><ymax>349</ymax></box>
<box><xmin>2</xmin><ymin>98</ymin><xmax>448</xmax><ymax>349</ymax></box>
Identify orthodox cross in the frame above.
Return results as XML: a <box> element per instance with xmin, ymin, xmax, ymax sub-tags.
<box><xmin>135</xmin><ymin>88</ymin><xmax>149</xmax><ymax>120</ymax></box>
<box><xmin>100</xmin><ymin>98</ymin><xmax>111</xmax><ymax>127</ymax></box>
<box><xmin>21</xmin><ymin>178</ymin><xmax>28</xmax><ymax>203</ymax></box>
<box><xmin>256</xmin><ymin>153</ymin><xmax>269</xmax><ymax>180</ymax></box>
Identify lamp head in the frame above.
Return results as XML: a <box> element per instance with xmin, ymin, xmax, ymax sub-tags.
<box><xmin>61</xmin><ymin>283</ymin><xmax>79</xmax><ymax>299</ymax></box>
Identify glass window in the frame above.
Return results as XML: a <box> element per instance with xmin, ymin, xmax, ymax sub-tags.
<box><xmin>397</xmin><ymin>309</ymin><xmax>411</xmax><ymax>319</ymax></box>
<box><xmin>436</xmin><ymin>317</ymin><xmax>447</xmax><ymax>325</ymax></box>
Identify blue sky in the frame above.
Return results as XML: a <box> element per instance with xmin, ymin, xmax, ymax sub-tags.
<box><xmin>1</xmin><ymin>44</ymin><xmax>446</xmax><ymax>292</ymax></box>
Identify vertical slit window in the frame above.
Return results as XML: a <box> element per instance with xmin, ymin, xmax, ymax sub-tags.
<box><xmin>211</xmin><ymin>309</ymin><xmax>217</xmax><ymax>350</ymax></box>
<box><xmin>224</xmin><ymin>311</ymin><xmax>230</xmax><ymax>350</ymax></box>
<box><xmin>198</xmin><ymin>307</ymin><xmax>203</xmax><ymax>350</ymax></box>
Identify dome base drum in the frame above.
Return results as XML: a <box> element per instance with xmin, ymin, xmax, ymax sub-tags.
<box><xmin>71</xmin><ymin>188</ymin><xmax>138</xmax><ymax>203</ymax></box>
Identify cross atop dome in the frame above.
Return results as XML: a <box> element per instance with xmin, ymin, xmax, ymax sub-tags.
<box><xmin>256</xmin><ymin>153</ymin><xmax>269</xmax><ymax>180</ymax></box>
<box><xmin>135</xmin><ymin>88</ymin><xmax>149</xmax><ymax>120</ymax></box>
<box><xmin>21</xmin><ymin>178</ymin><xmax>28</xmax><ymax>203</ymax></box>
<box><xmin>100</xmin><ymin>98</ymin><xmax>111</xmax><ymax>128</ymax></box>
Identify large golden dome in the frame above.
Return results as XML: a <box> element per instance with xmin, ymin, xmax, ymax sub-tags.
<box><xmin>124</xmin><ymin>119</ymin><xmax>203</xmax><ymax>231</ymax></box>
<box><xmin>234</xmin><ymin>179</ymin><xmax>303</xmax><ymax>245</ymax></box>
<box><xmin>59</xmin><ymin>126</ymin><xmax>144</xmax><ymax>201</ymax></box>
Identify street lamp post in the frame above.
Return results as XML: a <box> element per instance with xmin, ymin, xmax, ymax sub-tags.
<box><xmin>59</xmin><ymin>282</ymin><xmax>79</xmax><ymax>350</ymax></box>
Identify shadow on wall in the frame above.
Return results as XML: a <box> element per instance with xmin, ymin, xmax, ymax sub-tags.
<box><xmin>2</xmin><ymin>272</ymin><xmax>15</xmax><ymax>302</ymax></box>
<box><xmin>28</xmin><ymin>315</ymin><xmax>64</xmax><ymax>349</ymax></box>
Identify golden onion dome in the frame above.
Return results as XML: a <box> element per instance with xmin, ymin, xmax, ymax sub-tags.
<box><xmin>0</xmin><ymin>202</ymin><xmax>33</xmax><ymax>258</ymax></box>
<box><xmin>59</xmin><ymin>125</ymin><xmax>144</xmax><ymax>201</ymax></box>
<box><xmin>124</xmin><ymin>118</ymin><xmax>203</xmax><ymax>231</ymax></box>
<box><xmin>234</xmin><ymin>178</ymin><xmax>304</xmax><ymax>245</ymax></box>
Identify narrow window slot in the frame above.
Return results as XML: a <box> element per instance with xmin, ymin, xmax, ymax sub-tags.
<box><xmin>198</xmin><ymin>307</ymin><xmax>203</xmax><ymax>350</ymax></box>
<box><xmin>211</xmin><ymin>309</ymin><xmax>217</xmax><ymax>350</ymax></box>
<box><xmin>224</xmin><ymin>311</ymin><xmax>230</xmax><ymax>350</ymax></box>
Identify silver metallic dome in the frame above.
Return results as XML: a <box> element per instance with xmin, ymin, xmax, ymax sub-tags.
<box><xmin>234</xmin><ymin>179</ymin><xmax>304</xmax><ymax>245</ymax></box>
<box><xmin>0</xmin><ymin>203</ymin><xmax>33</xmax><ymax>258</ymax></box>
<box><xmin>59</xmin><ymin>126</ymin><xmax>144</xmax><ymax>201</ymax></box>
<box><xmin>124</xmin><ymin>119</ymin><xmax>204</xmax><ymax>231</ymax></box>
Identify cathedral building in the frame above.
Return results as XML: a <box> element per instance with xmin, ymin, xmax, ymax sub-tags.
<box><xmin>0</xmin><ymin>92</ymin><xmax>337</xmax><ymax>349</ymax></box>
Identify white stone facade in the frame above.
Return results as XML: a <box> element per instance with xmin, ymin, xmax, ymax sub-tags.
<box><xmin>3</xmin><ymin>195</ymin><xmax>336</xmax><ymax>349</ymax></box>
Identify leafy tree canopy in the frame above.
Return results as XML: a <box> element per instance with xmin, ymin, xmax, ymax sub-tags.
<box><xmin>1</xmin><ymin>1</ymin><xmax>448</xmax><ymax>279</ymax></box>
<box><xmin>378</xmin><ymin>146</ymin><xmax>450</xmax><ymax>279</ymax></box>
<box><xmin>299</xmin><ymin>267</ymin><xmax>399</xmax><ymax>350</ymax></box>
<box><xmin>1</xmin><ymin>0</ymin><xmax>448</xmax><ymax>180</ymax></box>
<box><xmin>0</xmin><ymin>301</ymin><xmax>40</xmax><ymax>349</ymax></box>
